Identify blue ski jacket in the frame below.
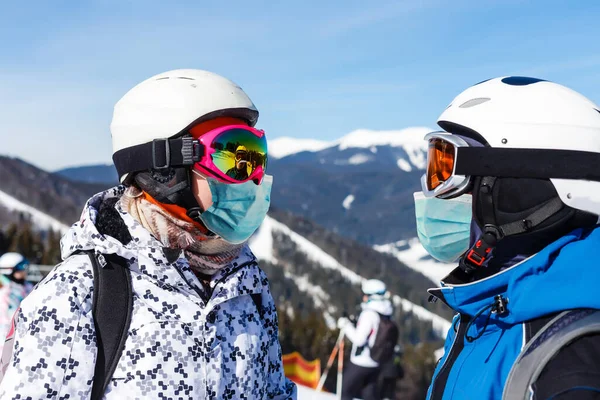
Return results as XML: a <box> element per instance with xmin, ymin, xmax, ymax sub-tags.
<box><xmin>427</xmin><ymin>227</ymin><xmax>600</xmax><ymax>400</ymax></box>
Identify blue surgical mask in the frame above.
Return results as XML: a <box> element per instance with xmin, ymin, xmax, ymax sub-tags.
<box><xmin>198</xmin><ymin>174</ymin><xmax>273</xmax><ymax>244</ymax></box>
<box><xmin>414</xmin><ymin>191</ymin><xmax>472</xmax><ymax>263</ymax></box>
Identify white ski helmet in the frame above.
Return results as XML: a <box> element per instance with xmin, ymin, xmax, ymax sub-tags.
<box><xmin>110</xmin><ymin>69</ymin><xmax>259</xmax><ymax>182</ymax></box>
<box><xmin>437</xmin><ymin>76</ymin><xmax>600</xmax><ymax>216</ymax></box>
<box><xmin>0</xmin><ymin>252</ymin><xmax>28</xmax><ymax>275</ymax></box>
<box><xmin>362</xmin><ymin>279</ymin><xmax>387</xmax><ymax>296</ymax></box>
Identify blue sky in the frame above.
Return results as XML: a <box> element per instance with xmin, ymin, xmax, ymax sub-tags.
<box><xmin>1</xmin><ymin>0</ymin><xmax>599</xmax><ymax>170</ymax></box>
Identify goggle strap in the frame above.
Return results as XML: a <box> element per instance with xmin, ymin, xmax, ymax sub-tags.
<box><xmin>455</xmin><ymin>147</ymin><xmax>600</xmax><ymax>181</ymax></box>
<box><xmin>113</xmin><ymin>136</ymin><xmax>203</xmax><ymax>178</ymax></box>
<box><xmin>479</xmin><ymin>176</ymin><xmax>497</xmax><ymax>225</ymax></box>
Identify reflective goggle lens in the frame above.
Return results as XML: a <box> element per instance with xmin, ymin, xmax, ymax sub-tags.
<box><xmin>426</xmin><ymin>138</ymin><xmax>455</xmax><ymax>191</ymax></box>
<box><xmin>210</xmin><ymin>128</ymin><xmax>268</xmax><ymax>182</ymax></box>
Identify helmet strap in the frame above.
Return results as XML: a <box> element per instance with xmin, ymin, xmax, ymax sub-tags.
<box><xmin>133</xmin><ymin>168</ymin><xmax>210</xmax><ymax>230</ymax></box>
<box><xmin>460</xmin><ymin>176</ymin><xmax>565</xmax><ymax>274</ymax></box>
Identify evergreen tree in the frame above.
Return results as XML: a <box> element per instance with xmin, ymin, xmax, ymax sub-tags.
<box><xmin>0</xmin><ymin>229</ymin><xmax>8</xmax><ymax>254</ymax></box>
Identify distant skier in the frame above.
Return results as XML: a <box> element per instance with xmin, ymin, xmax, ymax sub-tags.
<box><xmin>337</xmin><ymin>279</ymin><xmax>399</xmax><ymax>400</ymax></box>
<box><xmin>417</xmin><ymin>77</ymin><xmax>600</xmax><ymax>399</ymax></box>
<box><xmin>0</xmin><ymin>253</ymin><xmax>31</xmax><ymax>352</ymax></box>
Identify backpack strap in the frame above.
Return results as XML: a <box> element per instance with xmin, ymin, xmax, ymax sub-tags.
<box><xmin>88</xmin><ymin>252</ymin><xmax>133</xmax><ymax>400</ymax></box>
<box><xmin>251</xmin><ymin>292</ymin><xmax>264</xmax><ymax>322</ymax></box>
<box><xmin>502</xmin><ymin>309</ymin><xmax>600</xmax><ymax>400</ymax></box>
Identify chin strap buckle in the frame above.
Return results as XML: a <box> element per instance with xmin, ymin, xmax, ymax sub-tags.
<box><xmin>461</xmin><ymin>225</ymin><xmax>502</xmax><ymax>273</ymax></box>
<box><xmin>466</xmin><ymin>239</ymin><xmax>493</xmax><ymax>266</ymax></box>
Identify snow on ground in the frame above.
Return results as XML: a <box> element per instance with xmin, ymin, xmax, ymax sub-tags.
<box><xmin>396</xmin><ymin>158</ymin><xmax>412</xmax><ymax>172</ymax></box>
<box><xmin>0</xmin><ymin>190</ymin><xmax>70</xmax><ymax>233</ymax></box>
<box><xmin>347</xmin><ymin>153</ymin><xmax>371</xmax><ymax>165</ymax></box>
<box><xmin>260</xmin><ymin>216</ymin><xmax>364</xmax><ymax>285</ymax></box>
<box><xmin>249</xmin><ymin>214</ymin><xmax>276</xmax><ymax>263</ymax></box>
<box><xmin>284</xmin><ymin>270</ymin><xmax>337</xmax><ymax>329</ymax></box>
<box><xmin>374</xmin><ymin>238</ymin><xmax>456</xmax><ymax>285</ymax></box>
<box><xmin>333</xmin><ymin>154</ymin><xmax>372</xmax><ymax>166</ymax></box>
<box><xmin>342</xmin><ymin>195</ymin><xmax>355</xmax><ymax>210</ymax></box>
<box><xmin>250</xmin><ymin>216</ymin><xmax>452</xmax><ymax>337</ymax></box>
<box><xmin>250</xmin><ymin>217</ymin><xmax>339</xmax><ymax>329</ymax></box>
<box><xmin>297</xmin><ymin>384</ymin><xmax>337</xmax><ymax>399</ymax></box>
<box><xmin>392</xmin><ymin>294</ymin><xmax>451</xmax><ymax>337</ymax></box>
<box><xmin>269</xmin><ymin>137</ymin><xmax>331</xmax><ymax>159</ymax></box>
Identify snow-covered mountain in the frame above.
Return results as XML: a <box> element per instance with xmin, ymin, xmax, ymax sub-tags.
<box><xmin>269</xmin><ymin>127</ymin><xmax>431</xmax><ymax>168</ymax></box>
<box><xmin>267</xmin><ymin>129</ymin><xmax>432</xmax><ymax>245</ymax></box>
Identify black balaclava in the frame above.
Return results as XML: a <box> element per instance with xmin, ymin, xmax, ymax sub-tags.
<box><xmin>468</xmin><ymin>176</ymin><xmax>598</xmax><ymax>281</ymax></box>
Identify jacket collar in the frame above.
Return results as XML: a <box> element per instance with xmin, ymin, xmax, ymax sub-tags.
<box><xmin>429</xmin><ymin>226</ymin><xmax>600</xmax><ymax>324</ymax></box>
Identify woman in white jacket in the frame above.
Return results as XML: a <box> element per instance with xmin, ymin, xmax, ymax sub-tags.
<box><xmin>0</xmin><ymin>69</ymin><xmax>296</xmax><ymax>399</ymax></box>
<box><xmin>337</xmin><ymin>279</ymin><xmax>393</xmax><ymax>400</ymax></box>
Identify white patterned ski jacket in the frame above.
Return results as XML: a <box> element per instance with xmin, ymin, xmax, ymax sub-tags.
<box><xmin>0</xmin><ymin>186</ymin><xmax>296</xmax><ymax>399</ymax></box>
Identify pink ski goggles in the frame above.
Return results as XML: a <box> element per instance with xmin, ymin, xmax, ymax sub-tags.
<box><xmin>191</xmin><ymin>124</ymin><xmax>267</xmax><ymax>185</ymax></box>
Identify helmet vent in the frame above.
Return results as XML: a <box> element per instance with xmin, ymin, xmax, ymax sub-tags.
<box><xmin>155</xmin><ymin>77</ymin><xmax>169</xmax><ymax>80</ymax></box>
<box><xmin>501</xmin><ymin>76</ymin><xmax>546</xmax><ymax>86</ymax></box>
<box><xmin>595</xmin><ymin>108</ymin><xmax>600</xmax><ymax>115</ymax></box>
<box><xmin>177</xmin><ymin>77</ymin><xmax>195</xmax><ymax>80</ymax></box>
<box><xmin>459</xmin><ymin>98</ymin><xmax>491</xmax><ymax>108</ymax></box>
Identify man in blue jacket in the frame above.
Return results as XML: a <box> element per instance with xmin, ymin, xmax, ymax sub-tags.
<box><xmin>415</xmin><ymin>76</ymin><xmax>600</xmax><ymax>400</ymax></box>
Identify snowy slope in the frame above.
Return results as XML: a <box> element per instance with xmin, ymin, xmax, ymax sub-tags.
<box><xmin>269</xmin><ymin>137</ymin><xmax>331</xmax><ymax>159</ymax></box>
<box><xmin>297</xmin><ymin>384</ymin><xmax>336</xmax><ymax>399</ymax></box>
<box><xmin>0</xmin><ymin>190</ymin><xmax>70</xmax><ymax>233</ymax></box>
<box><xmin>250</xmin><ymin>216</ymin><xmax>452</xmax><ymax>337</ymax></box>
<box><xmin>374</xmin><ymin>238</ymin><xmax>456</xmax><ymax>284</ymax></box>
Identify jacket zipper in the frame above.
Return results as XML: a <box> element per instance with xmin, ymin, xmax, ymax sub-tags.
<box><xmin>173</xmin><ymin>260</ymin><xmax>259</xmax><ymax>306</ymax></box>
<box><xmin>430</xmin><ymin>314</ymin><xmax>469</xmax><ymax>399</ymax></box>
<box><xmin>173</xmin><ymin>266</ymin><xmax>210</xmax><ymax>305</ymax></box>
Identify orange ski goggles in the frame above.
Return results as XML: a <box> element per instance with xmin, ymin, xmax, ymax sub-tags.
<box><xmin>421</xmin><ymin>132</ymin><xmax>471</xmax><ymax>198</ymax></box>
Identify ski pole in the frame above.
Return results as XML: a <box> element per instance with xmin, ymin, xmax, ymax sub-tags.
<box><xmin>337</xmin><ymin>335</ymin><xmax>344</xmax><ymax>400</ymax></box>
<box><xmin>316</xmin><ymin>330</ymin><xmax>345</xmax><ymax>392</ymax></box>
